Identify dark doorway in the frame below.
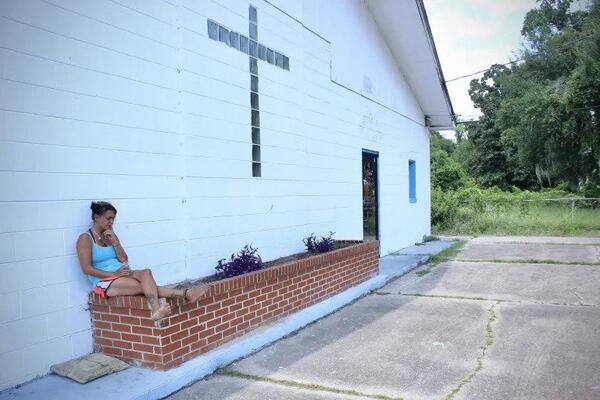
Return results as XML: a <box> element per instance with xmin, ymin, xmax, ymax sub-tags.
<box><xmin>362</xmin><ymin>150</ymin><xmax>379</xmax><ymax>241</ymax></box>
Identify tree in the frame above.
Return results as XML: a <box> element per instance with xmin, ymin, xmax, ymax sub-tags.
<box><xmin>429</xmin><ymin>131</ymin><xmax>471</xmax><ymax>192</ymax></box>
<box><xmin>430</xmin><ymin>130</ymin><xmax>455</xmax><ymax>155</ymax></box>
<box><xmin>459</xmin><ymin>0</ymin><xmax>599</xmax><ymax>190</ymax></box>
<box><xmin>466</xmin><ymin>65</ymin><xmax>512</xmax><ymax>188</ymax></box>
<box><xmin>495</xmin><ymin>0</ymin><xmax>599</xmax><ymax>189</ymax></box>
<box><xmin>565</xmin><ymin>1</ymin><xmax>600</xmax><ymax>185</ymax></box>
<box><xmin>521</xmin><ymin>0</ymin><xmax>588</xmax><ymax>52</ymax></box>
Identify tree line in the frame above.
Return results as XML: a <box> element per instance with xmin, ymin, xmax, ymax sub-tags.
<box><xmin>438</xmin><ymin>0</ymin><xmax>599</xmax><ymax>194</ymax></box>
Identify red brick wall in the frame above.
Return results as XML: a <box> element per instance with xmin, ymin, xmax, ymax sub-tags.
<box><xmin>90</xmin><ymin>241</ymin><xmax>379</xmax><ymax>369</ymax></box>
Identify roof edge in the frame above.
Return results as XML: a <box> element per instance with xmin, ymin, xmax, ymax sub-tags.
<box><xmin>415</xmin><ymin>0</ymin><xmax>456</xmax><ymax>127</ymax></box>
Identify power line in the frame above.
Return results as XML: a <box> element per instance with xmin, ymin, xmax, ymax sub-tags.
<box><xmin>453</xmin><ymin>104</ymin><xmax>600</xmax><ymax>124</ymax></box>
<box><xmin>445</xmin><ymin>59</ymin><xmax>523</xmax><ymax>83</ymax></box>
<box><xmin>444</xmin><ymin>31</ymin><xmax>597</xmax><ymax>83</ymax></box>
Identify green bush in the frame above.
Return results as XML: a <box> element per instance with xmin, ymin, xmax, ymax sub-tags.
<box><xmin>428</xmin><ymin>130</ymin><xmax>600</xmax><ymax>235</ymax></box>
<box><xmin>581</xmin><ymin>183</ymin><xmax>600</xmax><ymax>199</ymax></box>
<box><xmin>430</xmin><ymin>187</ymin><xmax>458</xmax><ymax>229</ymax></box>
<box><xmin>431</xmin><ymin>150</ymin><xmax>471</xmax><ymax>192</ymax></box>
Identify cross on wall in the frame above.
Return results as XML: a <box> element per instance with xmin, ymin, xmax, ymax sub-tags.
<box><xmin>207</xmin><ymin>5</ymin><xmax>290</xmax><ymax>177</ymax></box>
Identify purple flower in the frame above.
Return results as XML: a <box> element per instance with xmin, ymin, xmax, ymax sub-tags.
<box><xmin>215</xmin><ymin>245</ymin><xmax>263</xmax><ymax>279</ymax></box>
<box><xmin>303</xmin><ymin>232</ymin><xmax>335</xmax><ymax>254</ymax></box>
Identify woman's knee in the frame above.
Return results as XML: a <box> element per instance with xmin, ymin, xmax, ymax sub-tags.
<box><xmin>138</xmin><ymin>268</ymin><xmax>153</xmax><ymax>278</ymax></box>
<box><xmin>106</xmin><ymin>277</ymin><xmax>143</xmax><ymax>296</ymax></box>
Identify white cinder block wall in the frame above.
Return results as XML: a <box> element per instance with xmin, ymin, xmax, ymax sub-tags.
<box><xmin>0</xmin><ymin>0</ymin><xmax>431</xmax><ymax>389</ymax></box>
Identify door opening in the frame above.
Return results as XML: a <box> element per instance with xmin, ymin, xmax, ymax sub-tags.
<box><xmin>362</xmin><ymin>150</ymin><xmax>379</xmax><ymax>241</ymax></box>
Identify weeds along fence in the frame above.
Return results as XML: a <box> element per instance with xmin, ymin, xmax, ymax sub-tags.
<box><xmin>435</xmin><ymin>196</ymin><xmax>600</xmax><ymax>234</ymax></box>
<box><xmin>476</xmin><ymin>197</ymin><xmax>600</xmax><ymax>222</ymax></box>
<box><xmin>518</xmin><ymin>197</ymin><xmax>600</xmax><ymax>220</ymax></box>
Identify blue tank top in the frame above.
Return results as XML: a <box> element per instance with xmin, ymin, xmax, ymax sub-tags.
<box><xmin>86</xmin><ymin>231</ymin><xmax>122</xmax><ymax>286</ymax></box>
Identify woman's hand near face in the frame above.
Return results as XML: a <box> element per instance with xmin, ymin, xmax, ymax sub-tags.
<box><xmin>102</xmin><ymin>229</ymin><xmax>118</xmax><ymax>245</ymax></box>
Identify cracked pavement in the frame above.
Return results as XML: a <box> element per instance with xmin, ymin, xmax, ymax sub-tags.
<box><xmin>168</xmin><ymin>237</ymin><xmax>600</xmax><ymax>400</ymax></box>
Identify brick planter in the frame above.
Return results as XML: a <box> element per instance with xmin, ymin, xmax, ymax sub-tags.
<box><xmin>90</xmin><ymin>240</ymin><xmax>379</xmax><ymax>369</ymax></box>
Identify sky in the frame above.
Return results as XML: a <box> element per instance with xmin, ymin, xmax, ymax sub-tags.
<box><xmin>423</xmin><ymin>0</ymin><xmax>537</xmax><ymax>135</ymax></box>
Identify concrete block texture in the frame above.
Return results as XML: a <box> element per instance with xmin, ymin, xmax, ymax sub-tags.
<box><xmin>0</xmin><ymin>0</ymin><xmax>433</xmax><ymax>390</ymax></box>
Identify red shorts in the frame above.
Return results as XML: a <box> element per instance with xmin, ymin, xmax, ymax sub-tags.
<box><xmin>93</xmin><ymin>276</ymin><xmax>120</xmax><ymax>298</ymax></box>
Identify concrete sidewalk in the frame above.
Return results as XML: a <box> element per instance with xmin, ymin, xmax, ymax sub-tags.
<box><xmin>0</xmin><ymin>240</ymin><xmax>455</xmax><ymax>400</ymax></box>
<box><xmin>169</xmin><ymin>236</ymin><xmax>600</xmax><ymax>400</ymax></box>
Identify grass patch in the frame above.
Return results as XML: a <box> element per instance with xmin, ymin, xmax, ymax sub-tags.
<box><xmin>416</xmin><ymin>235</ymin><xmax>439</xmax><ymax>245</ymax></box>
<box><xmin>422</xmin><ymin>234</ymin><xmax>439</xmax><ymax>242</ymax></box>
<box><xmin>218</xmin><ymin>369</ymin><xmax>404</xmax><ymax>400</ymax></box>
<box><xmin>435</xmin><ymin>202</ymin><xmax>600</xmax><ymax>236</ymax></box>
<box><xmin>416</xmin><ymin>241</ymin><xmax>466</xmax><ymax>276</ymax></box>
<box><xmin>400</xmin><ymin>293</ymin><xmax>503</xmax><ymax>302</ymax></box>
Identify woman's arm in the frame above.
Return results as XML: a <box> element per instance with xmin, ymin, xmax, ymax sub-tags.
<box><xmin>76</xmin><ymin>234</ymin><xmax>125</xmax><ymax>278</ymax></box>
<box><xmin>101</xmin><ymin>230</ymin><xmax>128</xmax><ymax>263</ymax></box>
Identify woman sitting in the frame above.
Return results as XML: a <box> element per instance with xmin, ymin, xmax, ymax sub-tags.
<box><xmin>76</xmin><ymin>201</ymin><xmax>208</xmax><ymax>321</ymax></box>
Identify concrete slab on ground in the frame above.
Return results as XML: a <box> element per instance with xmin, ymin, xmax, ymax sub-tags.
<box><xmin>470</xmin><ymin>235</ymin><xmax>600</xmax><ymax>245</ymax></box>
<box><xmin>456</xmin><ymin>303</ymin><xmax>600</xmax><ymax>400</ymax></box>
<box><xmin>379</xmin><ymin>254</ymin><xmax>428</xmax><ymax>277</ymax></box>
<box><xmin>169</xmin><ymin>375</ymin><xmax>368</xmax><ymax>400</ymax></box>
<box><xmin>456</xmin><ymin>242</ymin><xmax>600</xmax><ymax>264</ymax></box>
<box><xmin>228</xmin><ymin>295</ymin><xmax>494</xmax><ymax>400</ymax></box>
<box><xmin>391</xmin><ymin>239</ymin><xmax>456</xmax><ymax>256</ymax></box>
<box><xmin>169</xmin><ymin>236</ymin><xmax>600</xmax><ymax>400</ymax></box>
<box><xmin>382</xmin><ymin>261</ymin><xmax>600</xmax><ymax>306</ymax></box>
<box><xmin>50</xmin><ymin>353</ymin><xmax>129</xmax><ymax>384</ymax></box>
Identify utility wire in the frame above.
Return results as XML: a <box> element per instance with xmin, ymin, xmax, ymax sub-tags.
<box><xmin>445</xmin><ymin>59</ymin><xmax>523</xmax><ymax>83</ymax></box>
<box><xmin>444</xmin><ymin>31</ymin><xmax>597</xmax><ymax>83</ymax></box>
<box><xmin>453</xmin><ymin>104</ymin><xmax>600</xmax><ymax>124</ymax></box>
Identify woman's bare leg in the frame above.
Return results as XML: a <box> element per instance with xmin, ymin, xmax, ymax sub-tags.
<box><xmin>108</xmin><ymin>275</ymin><xmax>180</xmax><ymax>298</ymax></box>
<box><xmin>105</xmin><ymin>269</ymin><xmax>209</xmax><ymax>317</ymax></box>
<box><xmin>183</xmin><ymin>283</ymin><xmax>210</xmax><ymax>303</ymax></box>
<box><xmin>107</xmin><ymin>272</ymin><xmax>170</xmax><ymax>320</ymax></box>
<box><xmin>105</xmin><ymin>277</ymin><xmax>144</xmax><ymax>296</ymax></box>
<box><xmin>129</xmin><ymin>269</ymin><xmax>161</xmax><ymax>313</ymax></box>
<box><xmin>157</xmin><ymin>286</ymin><xmax>185</xmax><ymax>298</ymax></box>
<box><xmin>157</xmin><ymin>284</ymin><xmax>210</xmax><ymax>303</ymax></box>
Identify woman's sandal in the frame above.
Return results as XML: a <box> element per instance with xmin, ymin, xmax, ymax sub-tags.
<box><xmin>150</xmin><ymin>303</ymin><xmax>172</xmax><ymax>321</ymax></box>
<box><xmin>184</xmin><ymin>283</ymin><xmax>210</xmax><ymax>304</ymax></box>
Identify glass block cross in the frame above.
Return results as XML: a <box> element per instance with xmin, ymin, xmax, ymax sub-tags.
<box><xmin>207</xmin><ymin>5</ymin><xmax>290</xmax><ymax>177</ymax></box>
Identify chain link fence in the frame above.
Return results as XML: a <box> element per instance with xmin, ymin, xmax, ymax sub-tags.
<box><xmin>436</xmin><ymin>196</ymin><xmax>600</xmax><ymax>234</ymax></box>
<box><xmin>518</xmin><ymin>197</ymin><xmax>600</xmax><ymax>221</ymax></box>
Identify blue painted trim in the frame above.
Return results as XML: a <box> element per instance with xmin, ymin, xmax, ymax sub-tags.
<box><xmin>408</xmin><ymin>159</ymin><xmax>416</xmax><ymax>203</ymax></box>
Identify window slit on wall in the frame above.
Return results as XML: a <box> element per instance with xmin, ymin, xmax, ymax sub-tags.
<box><xmin>206</xmin><ymin>5</ymin><xmax>290</xmax><ymax>177</ymax></box>
<box><xmin>249</xmin><ymin>5</ymin><xmax>260</xmax><ymax>176</ymax></box>
<box><xmin>409</xmin><ymin>160</ymin><xmax>417</xmax><ymax>203</ymax></box>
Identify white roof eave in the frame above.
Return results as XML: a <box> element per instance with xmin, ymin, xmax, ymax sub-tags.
<box><xmin>365</xmin><ymin>0</ymin><xmax>455</xmax><ymax>130</ymax></box>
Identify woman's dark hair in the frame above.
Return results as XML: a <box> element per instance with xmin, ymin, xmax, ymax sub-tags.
<box><xmin>90</xmin><ymin>201</ymin><xmax>117</xmax><ymax>220</ymax></box>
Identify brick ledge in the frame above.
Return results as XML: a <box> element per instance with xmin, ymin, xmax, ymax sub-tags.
<box><xmin>91</xmin><ymin>240</ymin><xmax>379</xmax><ymax>369</ymax></box>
